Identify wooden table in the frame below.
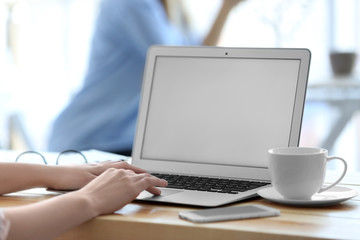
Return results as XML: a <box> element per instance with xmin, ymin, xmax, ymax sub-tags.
<box><xmin>1</xmin><ymin>184</ymin><xmax>360</xmax><ymax>240</ymax></box>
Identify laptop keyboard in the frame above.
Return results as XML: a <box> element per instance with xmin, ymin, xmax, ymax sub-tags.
<box><xmin>151</xmin><ymin>173</ymin><xmax>270</xmax><ymax>194</ymax></box>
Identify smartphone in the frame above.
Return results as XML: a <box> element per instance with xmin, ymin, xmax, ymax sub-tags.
<box><xmin>178</xmin><ymin>204</ymin><xmax>280</xmax><ymax>223</ymax></box>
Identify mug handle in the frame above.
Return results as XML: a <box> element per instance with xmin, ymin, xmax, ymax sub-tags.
<box><xmin>318</xmin><ymin>156</ymin><xmax>347</xmax><ymax>193</ymax></box>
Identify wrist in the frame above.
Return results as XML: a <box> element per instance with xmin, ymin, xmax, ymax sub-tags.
<box><xmin>73</xmin><ymin>189</ymin><xmax>101</xmax><ymax>218</ymax></box>
<box><xmin>44</xmin><ymin>165</ymin><xmax>94</xmax><ymax>191</ymax></box>
<box><xmin>41</xmin><ymin>165</ymin><xmax>63</xmax><ymax>189</ymax></box>
<box><xmin>26</xmin><ymin>164</ymin><xmax>55</xmax><ymax>189</ymax></box>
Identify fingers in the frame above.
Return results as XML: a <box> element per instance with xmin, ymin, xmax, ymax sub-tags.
<box><xmin>102</xmin><ymin>168</ymin><xmax>168</xmax><ymax>195</ymax></box>
<box><xmin>119</xmin><ymin>162</ymin><xmax>149</xmax><ymax>174</ymax></box>
<box><xmin>134</xmin><ymin>173</ymin><xmax>168</xmax><ymax>196</ymax></box>
<box><xmin>96</xmin><ymin>161</ymin><xmax>149</xmax><ymax>174</ymax></box>
<box><xmin>121</xmin><ymin>171</ymin><xmax>168</xmax><ymax>196</ymax></box>
<box><xmin>79</xmin><ymin>169</ymin><xmax>168</xmax><ymax>215</ymax></box>
<box><xmin>87</xmin><ymin>163</ymin><xmax>168</xmax><ymax>197</ymax></box>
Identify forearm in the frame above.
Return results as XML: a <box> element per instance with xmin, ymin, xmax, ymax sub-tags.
<box><xmin>2</xmin><ymin>167</ymin><xmax>168</xmax><ymax>240</ymax></box>
<box><xmin>4</xmin><ymin>191</ymin><xmax>96</xmax><ymax>240</ymax></box>
<box><xmin>0</xmin><ymin>163</ymin><xmax>95</xmax><ymax>195</ymax></box>
<box><xmin>0</xmin><ymin>163</ymin><xmax>53</xmax><ymax>195</ymax></box>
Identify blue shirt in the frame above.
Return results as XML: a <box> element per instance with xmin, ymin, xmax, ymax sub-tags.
<box><xmin>48</xmin><ymin>0</ymin><xmax>200</xmax><ymax>153</ymax></box>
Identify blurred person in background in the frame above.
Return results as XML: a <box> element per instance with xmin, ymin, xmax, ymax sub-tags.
<box><xmin>48</xmin><ymin>0</ymin><xmax>245</xmax><ymax>155</ymax></box>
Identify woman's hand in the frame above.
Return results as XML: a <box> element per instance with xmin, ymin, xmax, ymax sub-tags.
<box><xmin>3</xmin><ymin>166</ymin><xmax>167</xmax><ymax>240</ymax></box>
<box><xmin>77</xmin><ymin>168</ymin><xmax>168</xmax><ymax>215</ymax></box>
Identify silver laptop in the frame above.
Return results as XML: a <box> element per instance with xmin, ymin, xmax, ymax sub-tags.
<box><xmin>132</xmin><ymin>46</ymin><xmax>311</xmax><ymax>207</ymax></box>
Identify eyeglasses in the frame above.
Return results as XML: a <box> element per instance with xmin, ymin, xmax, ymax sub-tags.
<box><xmin>15</xmin><ymin>150</ymin><xmax>88</xmax><ymax>165</ymax></box>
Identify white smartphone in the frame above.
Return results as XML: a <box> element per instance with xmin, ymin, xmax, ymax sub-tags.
<box><xmin>178</xmin><ymin>204</ymin><xmax>280</xmax><ymax>223</ymax></box>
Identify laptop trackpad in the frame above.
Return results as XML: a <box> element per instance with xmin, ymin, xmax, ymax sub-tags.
<box><xmin>137</xmin><ymin>189</ymin><xmax>183</xmax><ymax>200</ymax></box>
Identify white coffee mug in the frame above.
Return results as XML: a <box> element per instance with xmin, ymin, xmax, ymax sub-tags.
<box><xmin>268</xmin><ymin>147</ymin><xmax>347</xmax><ymax>200</ymax></box>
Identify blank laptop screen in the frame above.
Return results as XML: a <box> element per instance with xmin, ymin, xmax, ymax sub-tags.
<box><xmin>141</xmin><ymin>56</ymin><xmax>301</xmax><ymax>168</ymax></box>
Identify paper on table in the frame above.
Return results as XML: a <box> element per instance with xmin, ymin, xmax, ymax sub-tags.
<box><xmin>0</xmin><ymin>149</ymin><xmax>129</xmax><ymax>165</ymax></box>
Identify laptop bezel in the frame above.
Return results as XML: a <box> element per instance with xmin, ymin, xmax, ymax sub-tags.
<box><xmin>132</xmin><ymin>46</ymin><xmax>311</xmax><ymax>181</ymax></box>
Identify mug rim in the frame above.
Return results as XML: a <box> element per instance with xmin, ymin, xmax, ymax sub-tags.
<box><xmin>268</xmin><ymin>147</ymin><xmax>327</xmax><ymax>155</ymax></box>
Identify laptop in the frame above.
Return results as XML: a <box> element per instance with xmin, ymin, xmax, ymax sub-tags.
<box><xmin>132</xmin><ymin>46</ymin><xmax>311</xmax><ymax>207</ymax></box>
